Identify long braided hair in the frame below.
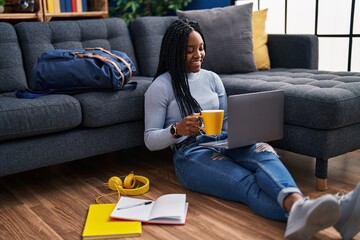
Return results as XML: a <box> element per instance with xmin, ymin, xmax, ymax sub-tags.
<box><xmin>153</xmin><ymin>19</ymin><xmax>206</xmax><ymax>118</ymax></box>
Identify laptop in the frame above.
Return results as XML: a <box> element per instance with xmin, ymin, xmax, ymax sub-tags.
<box><xmin>199</xmin><ymin>90</ymin><xmax>284</xmax><ymax>149</ymax></box>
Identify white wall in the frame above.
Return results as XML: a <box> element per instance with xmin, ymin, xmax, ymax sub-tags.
<box><xmin>236</xmin><ymin>0</ymin><xmax>360</xmax><ymax>71</ymax></box>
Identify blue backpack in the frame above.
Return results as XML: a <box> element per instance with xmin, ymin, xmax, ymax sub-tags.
<box><xmin>16</xmin><ymin>47</ymin><xmax>137</xmax><ymax>99</ymax></box>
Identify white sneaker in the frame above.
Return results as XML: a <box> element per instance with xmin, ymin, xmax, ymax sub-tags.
<box><xmin>334</xmin><ymin>182</ymin><xmax>360</xmax><ymax>240</ymax></box>
<box><xmin>285</xmin><ymin>194</ymin><xmax>340</xmax><ymax>240</ymax></box>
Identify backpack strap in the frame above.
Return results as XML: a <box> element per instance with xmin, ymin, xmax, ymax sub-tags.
<box><xmin>85</xmin><ymin>47</ymin><xmax>133</xmax><ymax>79</ymax></box>
<box><xmin>15</xmin><ymin>89</ymin><xmax>54</xmax><ymax>99</ymax></box>
<box><xmin>15</xmin><ymin>83</ymin><xmax>137</xmax><ymax>99</ymax></box>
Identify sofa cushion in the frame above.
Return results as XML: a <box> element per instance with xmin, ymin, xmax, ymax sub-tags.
<box><xmin>0</xmin><ymin>22</ymin><xmax>28</xmax><ymax>93</ymax></box>
<box><xmin>15</xmin><ymin>18</ymin><xmax>139</xmax><ymax>90</ymax></box>
<box><xmin>0</xmin><ymin>93</ymin><xmax>82</xmax><ymax>141</ymax></box>
<box><xmin>73</xmin><ymin>79</ymin><xmax>152</xmax><ymax>127</ymax></box>
<box><xmin>221</xmin><ymin>68</ymin><xmax>360</xmax><ymax>129</ymax></box>
<box><xmin>177</xmin><ymin>3</ymin><xmax>257</xmax><ymax>74</ymax></box>
<box><xmin>252</xmin><ymin>9</ymin><xmax>270</xmax><ymax>70</ymax></box>
<box><xmin>129</xmin><ymin>16</ymin><xmax>177</xmax><ymax>77</ymax></box>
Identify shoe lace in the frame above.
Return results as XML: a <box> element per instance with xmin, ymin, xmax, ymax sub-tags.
<box><xmin>335</xmin><ymin>192</ymin><xmax>345</xmax><ymax>199</ymax></box>
<box><xmin>335</xmin><ymin>191</ymin><xmax>352</xmax><ymax>203</ymax></box>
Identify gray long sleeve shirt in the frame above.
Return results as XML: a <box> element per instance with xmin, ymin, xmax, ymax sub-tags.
<box><xmin>144</xmin><ymin>69</ymin><xmax>228</xmax><ymax>151</ymax></box>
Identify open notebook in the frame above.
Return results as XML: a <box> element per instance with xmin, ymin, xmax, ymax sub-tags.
<box><xmin>199</xmin><ymin>90</ymin><xmax>284</xmax><ymax>149</ymax></box>
<box><xmin>110</xmin><ymin>194</ymin><xmax>188</xmax><ymax>225</ymax></box>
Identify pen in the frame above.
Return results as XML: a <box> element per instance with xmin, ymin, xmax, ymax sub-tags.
<box><xmin>117</xmin><ymin>201</ymin><xmax>153</xmax><ymax>210</ymax></box>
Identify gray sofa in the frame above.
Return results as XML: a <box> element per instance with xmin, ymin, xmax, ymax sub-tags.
<box><xmin>1</xmin><ymin>17</ymin><xmax>360</xmax><ymax>191</ymax></box>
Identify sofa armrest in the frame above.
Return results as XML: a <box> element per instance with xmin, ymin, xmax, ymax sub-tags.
<box><xmin>267</xmin><ymin>34</ymin><xmax>319</xmax><ymax>69</ymax></box>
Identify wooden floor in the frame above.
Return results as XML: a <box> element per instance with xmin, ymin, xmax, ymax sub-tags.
<box><xmin>0</xmin><ymin>146</ymin><xmax>359</xmax><ymax>240</ymax></box>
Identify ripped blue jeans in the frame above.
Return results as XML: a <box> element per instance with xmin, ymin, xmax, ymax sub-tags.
<box><xmin>173</xmin><ymin>131</ymin><xmax>302</xmax><ymax>221</ymax></box>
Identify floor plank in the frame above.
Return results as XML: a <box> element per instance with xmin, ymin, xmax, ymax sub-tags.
<box><xmin>0</xmin><ymin>146</ymin><xmax>359</xmax><ymax>240</ymax></box>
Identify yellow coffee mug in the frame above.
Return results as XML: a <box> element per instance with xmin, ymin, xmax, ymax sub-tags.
<box><xmin>200</xmin><ymin>110</ymin><xmax>224</xmax><ymax>135</ymax></box>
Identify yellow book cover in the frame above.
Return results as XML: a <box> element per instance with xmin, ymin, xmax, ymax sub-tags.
<box><xmin>82</xmin><ymin>203</ymin><xmax>142</xmax><ymax>239</ymax></box>
<box><xmin>46</xmin><ymin>0</ymin><xmax>55</xmax><ymax>13</ymax></box>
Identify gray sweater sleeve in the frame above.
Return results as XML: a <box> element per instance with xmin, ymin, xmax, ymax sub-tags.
<box><xmin>144</xmin><ymin>70</ymin><xmax>227</xmax><ymax>151</ymax></box>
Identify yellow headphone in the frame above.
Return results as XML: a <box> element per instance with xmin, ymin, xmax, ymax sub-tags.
<box><xmin>96</xmin><ymin>172</ymin><xmax>150</xmax><ymax>203</ymax></box>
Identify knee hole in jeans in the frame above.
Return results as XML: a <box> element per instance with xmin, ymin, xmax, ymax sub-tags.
<box><xmin>255</xmin><ymin>143</ymin><xmax>279</xmax><ymax>157</ymax></box>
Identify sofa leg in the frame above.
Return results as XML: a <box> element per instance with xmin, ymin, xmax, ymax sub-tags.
<box><xmin>315</xmin><ymin>158</ymin><xmax>328</xmax><ymax>191</ymax></box>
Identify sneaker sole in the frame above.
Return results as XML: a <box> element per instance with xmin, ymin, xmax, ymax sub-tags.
<box><xmin>285</xmin><ymin>195</ymin><xmax>340</xmax><ymax>240</ymax></box>
<box><xmin>337</xmin><ymin>184</ymin><xmax>360</xmax><ymax>240</ymax></box>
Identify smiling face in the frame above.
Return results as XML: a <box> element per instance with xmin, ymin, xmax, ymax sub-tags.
<box><xmin>185</xmin><ymin>30</ymin><xmax>205</xmax><ymax>73</ymax></box>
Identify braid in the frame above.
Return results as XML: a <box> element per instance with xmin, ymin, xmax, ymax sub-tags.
<box><xmin>154</xmin><ymin>19</ymin><xmax>206</xmax><ymax>117</ymax></box>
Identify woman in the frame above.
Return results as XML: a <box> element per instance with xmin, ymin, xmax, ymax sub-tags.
<box><xmin>144</xmin><ymin>19</ymin><xmax>360</xmax><ymax>240</ymax></box>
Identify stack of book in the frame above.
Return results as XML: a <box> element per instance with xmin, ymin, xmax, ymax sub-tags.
<box><xmin>82</xmin><ymin>194</ymin><xmax>188</xmax><ymax>239</ymax></box>
<box><xmin>46</xmin><ymin>0</ymin><xmax>88</xmax><ymax>13</ymax></box>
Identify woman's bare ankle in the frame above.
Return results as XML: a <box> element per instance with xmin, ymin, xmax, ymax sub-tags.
<box><xmin>283</xmin><ymin>193</ymin><xmax>303</xmax><ymax>212</ymax></box>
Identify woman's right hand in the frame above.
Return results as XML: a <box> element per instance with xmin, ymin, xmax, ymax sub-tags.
<box><xmin>175</xmin><ymin>113</ymin><xmax>201</xmax><ymax>136</ymax></box>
